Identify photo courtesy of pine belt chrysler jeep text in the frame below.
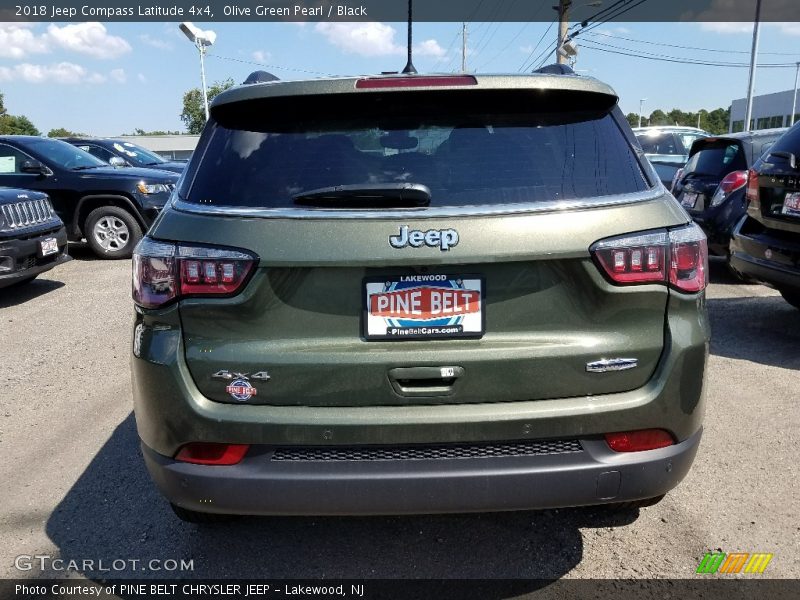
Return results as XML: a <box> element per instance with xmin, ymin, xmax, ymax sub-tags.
<box><xmin>130</xmin><ymin>67</ymin><xmax>710</xmax><ymax>522</ymax></box>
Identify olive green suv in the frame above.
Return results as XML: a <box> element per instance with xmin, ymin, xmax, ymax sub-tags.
<box><xmin>131</xmin><ymin>69</ymin><xmax>710</xmax><ymax>522</ymax></box>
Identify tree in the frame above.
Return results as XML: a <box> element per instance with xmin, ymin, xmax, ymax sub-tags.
<box><xmin>180</xmin><ymin>78</ymin><xmax>235</xmax><ymax>134</ymax></box>
<box><xmin>0</xmin><ymin>114</ymin><xmax>40</xmax><ymax>136</ymax></box>
<box><xmin>47</xmin><ymin>127</ymin><xmax>84</xmax><ymax>138</ymax></box>
<box><xmin>122</xmin><ymin>128</ymin><xmax>183</xmax><ymax>136</ymax></box>
<box><xmin>626</xmin><ymin>112</ymin><xmax>639</xmax><ymax>128</ymax></box>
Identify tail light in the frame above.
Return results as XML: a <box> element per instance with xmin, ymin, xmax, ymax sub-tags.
<box><xmin>132</xmin><ymin>237</ymin><xmax>257</xmax><ymax>309</ymax></box>
<box><xmin>670</xmin><ymin>168</ymin><xmax>684</xmax><ymax>194</ymax></box>
<box><xmin>605</xmin><ymin>429</ymin><xmax>675</xmax><ymax>452</ymax></box>
<box><xmin>745</xmin><ymin>168</ymin><xmax>760</xmax><ymax>210</ymax></box>
<box><xmin>355</xmin><ymin>75</ymin><xmax>477</xmax><ymax>89</ymax></box>
<box><xmin>710</xmin><ymin>170</ymin><xmax>748</xmax><ymax>207</ymax></box>
<box><xmin>591</xmin><ymin>223</ymin><xmax>708</xmax><ymax>293</ymax></box>
<box><xmin>175</xmin><ymin>443</ymin><xmax>250</xmax><ymax>465</ymax></box>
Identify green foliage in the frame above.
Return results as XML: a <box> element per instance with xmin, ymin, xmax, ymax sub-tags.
<box><xmin>0</xmin><ymin>89</ymin><xmax>40</xmax><ymax>135</ymax></box>
<box><xmin>47</xmin><ymin>127</ymin><xmax>84</xmax><ymax>138</ymax></box>
<box><xmin>0</xmin><ymin>114</ymin><xmax>40</xmax><ymax>136</ymax></box>
<box><xmin>637</xmin><ymin>107</ymin><xmax>731</xmax><ymax>135</ymax></box>
<box><xmin>180</xmin><ymin>78</ymin><xmax>235</xmax><ymax>134</ymax></box>
<box><xmin>124</xmin><ymin>128</ymin><xmax>184</xmax><ymax>136</ymax></box>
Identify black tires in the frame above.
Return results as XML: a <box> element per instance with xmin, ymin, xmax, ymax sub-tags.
<box><xmin>779</xmin><ymin>288</ymin><xmax>800</xmax><ymax>310</ymax></box>
<box><xmin>84</xmin><ymin>206</ymin><xmax>142</xmax><ymax>259</ymax></box>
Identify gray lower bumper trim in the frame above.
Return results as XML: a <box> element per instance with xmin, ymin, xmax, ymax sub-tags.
<box><xmin>142</xmin><ymin>428</ymin><xmax>702</xmax><ymax>516</ymax></box>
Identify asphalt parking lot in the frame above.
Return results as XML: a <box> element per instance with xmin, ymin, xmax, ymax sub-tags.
<box><xmin>0</xmin><ymin>246</ymin><xmax>798</xmax><ymax>581</ymax></box>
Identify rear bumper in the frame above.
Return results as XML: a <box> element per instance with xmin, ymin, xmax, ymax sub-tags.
<box><xmin>0</xmin><ymin>225</ymin><xmax>70</xmax><ymax>288</ymax></box>
<box><xmin>730</xmin><ymin>218</ymin><xmax>800</xmax><ymax>292</ymax></box>
<box><xmin>142</xmin><ymin>428</ymin><xmax>702</xmax><ymax>516</ymax></box>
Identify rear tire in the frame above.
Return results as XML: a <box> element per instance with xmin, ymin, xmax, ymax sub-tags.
<box><xmin>84</xmin><ymin>206</ymin><xmax>142</xmax><ymax>259</ymax></box>
<box><xmin>604</xmin><ymin>494</ymin><xmax>665</xmax><ymax>511</ymax></box>
<box><xmin>779</xmin><ymin>289</ymin><xmax>800</xmax><ymax>310</ymax></box>
<box><xmin>170</xmin><ymin>503</ymin><xmax>236</xmax><ymax>524</ymax></box>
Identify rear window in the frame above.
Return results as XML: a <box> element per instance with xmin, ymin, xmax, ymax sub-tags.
<box><xmin>182</xmin><ymin>90</ymin><xmax>649</xmax><ymax>209</ymax></box>
<box><xmin>683</xmin><ymin>141</ymin><xmax>747</xmax><ymax>179</ymax></box>
<box><xmin>636</xmin><ymin>132</ymin><xmax>684</xmax><ymax>156</ymax></box>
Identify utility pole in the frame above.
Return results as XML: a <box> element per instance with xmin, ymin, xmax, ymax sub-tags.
<box><xmin>638</xmin><ymin>98</ymin><xmax>647</xmax><ymax>128</ymax></box>
<box><xmin>744</xmin><ymin>0</ymin><xmax>762</xmax><ymax>132</ymax></box>
<box><xmin>461</xmin><ymin>22</ymin><xmax>467</xmax><ymax>72</ymax></box>
<box><xmin>791</xmin><ymin>62</ymin><xmax>800</xmax><ymax>126</ymax></box>
<box><xmin>557</xmin><ymin>0</ymin><xmax>571</xmax><ymax>65</ymax></box>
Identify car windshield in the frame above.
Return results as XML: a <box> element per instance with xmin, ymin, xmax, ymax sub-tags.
<box><xmin>108</xmin><ymin>141</ymin><xmax>167</xmax><ymax>166</ymax></box>
<box><xmin>683</xmin><ymin>141</ymin><xmax>746</xmax><ymax>179</ymax></box>
<box><xmin>184</xmin><ymin>93</ymin><xmax>650</xmax><ymax>209</ymax></box>
<box><xmin>26</xmin><ymin>138</ymin><xmax>107</xmax><ymax>170</ymax></box>
<box><xmin>636</xmin><ymin>132</ymin><xmax>684</xmax><ymax>156</ymax></box>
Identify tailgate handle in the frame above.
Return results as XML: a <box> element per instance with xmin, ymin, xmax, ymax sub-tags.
<box><xmin>388</xmin><ymin>366</ymin><xmax>464</xmax><ymax>397</ymax></box>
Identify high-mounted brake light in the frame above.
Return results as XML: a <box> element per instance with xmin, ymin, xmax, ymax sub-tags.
<box><xmin>175</xmin><ymin>443</ymin><xmax>250</xmax><ymax>465</ymax></box>
<box><xmin>605</xmin><ymin>429</ymin><xmax>675</xmax><ymax>452</ymax></box>
<box><xmin>132</xmin><ymin>238</ymin><xmax>257</xmax><ymax>308</ymax></box>
<box><xmin>745</xmin><ymin>167</ymin><xmax>760</xmax><ymax>210</ymax></box>
<box><xmin>591</xmin><ymin>223</ymin><xmax>707</xmax><ymax>293</ymax></box>
<box><xmin>355</xmin><ymin>75</ymin><xmax>478</xmax><ymax>89</ymax></box>
<box><xmin>710</xmin><ymin>170</ymin><xmax>748</xmax><ymax>208</ymax></box>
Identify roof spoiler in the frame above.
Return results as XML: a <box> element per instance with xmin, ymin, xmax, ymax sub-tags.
<box><xmin>533</xmin><ymin>64</ymin><xmax>576</xmax><ymax>75</ymax></box>
<box><xmin>243</xmin><ymin>71</ymin><xmax>279</xmax><ymax>84</ymax></box>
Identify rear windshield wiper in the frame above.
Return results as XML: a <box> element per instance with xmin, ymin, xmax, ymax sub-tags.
<box><xmin>292</xmin><ymin>183</ymin><xmax>431</xmax><ymax>208</ymax></box>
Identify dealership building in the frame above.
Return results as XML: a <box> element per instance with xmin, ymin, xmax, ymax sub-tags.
<box><xmin>730</xmin><ymin>88</ymin><xmax>800</xmax><ymax>132</ymax></box>
<box><xmin>116</xmin><ymin>134</ymin><xmax>200</xmax><ymax>161</ymax></box>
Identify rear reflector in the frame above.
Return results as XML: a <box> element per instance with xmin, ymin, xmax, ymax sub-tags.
<box><xmin>356</xmin><ymin>75</ymin><xmax>478</xmax><ymax>89</ymax></box>
<box><xmin>591</xmin><ymin>223</ymin><xmax>708</xmax><ymax>293</ymax></box>
<box><xmin>605</xmin><ymin>429</ymin><xmax>675</xmax><ymax>452</ymax></box>
<box><xmin>175</xmin><ymin>443</ymin><xmax>250</xmax><ymax>465</ymax></box>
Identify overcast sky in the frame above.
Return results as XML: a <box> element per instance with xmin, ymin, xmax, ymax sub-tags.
<box><xmin>2</xmin><ymin>20</ymin><xmax>800</xmax><ymax>135</ymax></box>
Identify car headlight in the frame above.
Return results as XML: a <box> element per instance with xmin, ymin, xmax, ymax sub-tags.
<box><xmin>137</xmin><ymin>182</ymin><xmax>171</xmax><ymax>195</ymax></box>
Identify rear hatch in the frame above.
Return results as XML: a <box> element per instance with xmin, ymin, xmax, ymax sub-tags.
<box><xmin>154</xmin><ymin>75</ymin><xmax>688</xmax><ymax>407</ymax></box>
<box><xmin>675</xmin><ymin>138</ymin><xmax>747</xmax><ymax>212</ymax></box>
<box><xmin>751</xmin><ymin>125</ymin><xmax>800</xmax><ymax>232</ymax></box>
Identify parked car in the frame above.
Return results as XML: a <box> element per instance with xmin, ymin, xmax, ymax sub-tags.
<box><xmin>0</xmin><ymin>187</ymin><xmax>70</xmax><ymax>288</ymax></box>
<box><xmin>672</xmin><ymin>129</ymin><xmax>786</xmax><ymax>263</ymax></box>
<box><xmin>132</xmin><ymin>68</ymin><xmax>709</xmax><ymax>523</ymax></box>
<box><xmin>0</xmin><ymin>136</ymin><xmax>179</xmax><ymax>259</ymax></box>
<box><xmin>633</xmin><ymin>126</ymin><xmax>709</xmax><ymax>188</ymax></box>
<box><xmin>730</xmin><ymin>123</ymin><xmax>800</xmax><ymax>309</ymax></box>
<box><xmin>61</xmin><ymin>138</ymin><xmax>187</xmax><ymax>174</ymax></box>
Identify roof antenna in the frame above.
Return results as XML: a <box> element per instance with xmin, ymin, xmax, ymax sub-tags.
<box><xmin>401</xmin><ymin>0</ymin><xmax>417</xmax><ymax>74</ymax></box>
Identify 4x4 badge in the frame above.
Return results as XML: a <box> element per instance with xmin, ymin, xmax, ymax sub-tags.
<box><xmin>212</xmin><ymin>370</ymin><xmax>271</xmax><ymax>381</ymax></box>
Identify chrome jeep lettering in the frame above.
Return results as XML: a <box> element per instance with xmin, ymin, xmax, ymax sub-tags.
<box><xmin>389</xmin><ymin>226</ymin><xmax>459</xmax><ymax>251</ymax></box>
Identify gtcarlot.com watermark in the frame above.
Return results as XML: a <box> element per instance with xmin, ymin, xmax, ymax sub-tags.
<box><xmin>14</xmin><ymin>555</ymin><xmax>194</xmax><ymax>573</ymax></box>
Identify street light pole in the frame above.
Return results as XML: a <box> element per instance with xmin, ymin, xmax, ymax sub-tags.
<box><xmin>638</xmin><ymin>98</ymin><xmax>647</xmax><ymax>128</ymax></box>
<box><xmin>791</xmin><ymin>62</ymin><xmax>800</xmax><ymax>127</ymax></box>
<box><xmin>557</xmin><ymin>0</ymin><xmax>571</xmax><ymax>66</ymax></box>
<box><xmin>197</xmin><ymin>40</ymin><xmax>209</xmax><ymax>121</ymax></box>
<box><xmin>461</xmin><ymin>22</ymin><xmax>467</xmax><ymax>72</ymax></box>
<box><xmin>744</xmin><ymin>0</ymin><xmax>762</xmax><ymax>132</ymax></box>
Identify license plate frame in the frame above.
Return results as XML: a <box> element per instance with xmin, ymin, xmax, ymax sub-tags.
<box><xmin>39</xmin><ymin>237</ymin><xmax>58</xmax><ymax>257</ymax></box>
<box><xmin>681</xmin><ymin>192</ymin><xmax>698</xmax><ymax>209</ymax></box>
<box><xmin>363</xmin><ymin>274</ymin><xmax>485</xmax><ymax>341</ymax></box>
<box><xmin>781</xmin><ymin>191</ymin><xmax>800</xmax><ymax>216</ymax></box>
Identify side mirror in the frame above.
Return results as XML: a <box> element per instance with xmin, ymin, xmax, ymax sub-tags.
<box><xmin>20</xmin><ymin>160</ymin><xmax>49</xmax><ymax>175</ymax></box>
<box><xmin>108</xmin><ymin>156</ymin><xmax>127</xmax><ymax>168</ymax></box>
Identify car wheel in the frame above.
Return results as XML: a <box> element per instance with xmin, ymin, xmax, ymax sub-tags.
<box><xmin>779</xmin><ymin>289</ymin><xmax>800</xmax><ymax>310</ymax></box>
<box><xmin>169</xmin><ymin>503</ymin><xmax>236</xmax><ymax>524</ymax></box>
<box><xmin>604</xmin><ymin>494</ymin><xmax>666</xmax><ymax>511</ymax></box>
<box><xmin>85</xmin><ymin>206</ymin><xmax>142</xmax><ymax>259</ymax></box>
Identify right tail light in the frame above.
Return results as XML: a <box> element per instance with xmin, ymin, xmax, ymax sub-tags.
<box><xmin>710</xmin><ymin>170</ymin><xmax>748</xmax><ymax>207</ymax></box>
<box><xmin>591</xmin><ymin>223</ymin><xmax>708</xmax><ymax>293</ymax></box>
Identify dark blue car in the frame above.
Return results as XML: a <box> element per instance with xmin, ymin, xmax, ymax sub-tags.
<box><xmin>672</xmin><ymin>129</ymin><xmax>786</xmax><ymax>262</ymax></box>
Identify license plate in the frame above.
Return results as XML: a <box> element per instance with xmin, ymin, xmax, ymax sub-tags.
<box><xmin>782</xmin><ymin>191</ymin><xmax>800</xmax><ymax>216</ymax></box>
<box><xmin>39</xmin><ymin>237</ymin><xmax>58</xmax><ymax>257</ymax></box>
<box><xmin>364</xmin><ymin>275</ymin><xmax>484</xmax><ymax>340</ymax></box>
<box><xmin>681</xmin><ymin>192</ymin><xmax>698</xmax><ymax>209</ymax></box>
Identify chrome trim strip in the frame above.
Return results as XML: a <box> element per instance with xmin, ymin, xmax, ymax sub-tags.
<box><xmin>171</xmin><ymin>188</ymin><xmax>664</xmax><ymax>221</ymax></box>
<box><xmin>586</xmin><ymin>358</ymin><xmax>639</xmax><ymax>373</ymax></box>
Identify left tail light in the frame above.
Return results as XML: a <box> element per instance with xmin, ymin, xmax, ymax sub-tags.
<box><xmin>132</xmin><ymin>237</ymin><xmax>257</xmax><ymax>308</ymax></box>
<box><xmin>591</xmin><ymin>223</ymin><xmax>708</xmax><ymax>293</ymax></box>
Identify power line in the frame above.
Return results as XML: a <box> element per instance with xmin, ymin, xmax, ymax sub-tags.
<box><xmin>583</xmin><ymin>30</ymin><xmax>800</xmax><ymax>57</ymax></box>
<box><xmin>580</xmin><ymin>40</ymin><xmax>800</xmax><ymax>68</ymax></box>
<box><xmin>207</xmin><ymin>53</ymin><xmax>338</xmax><ymax>77</ymax></box>
<box><xmin>518</xmin><ymin>20</ymin><xmax>555</xmax><ymax>71</ymax></box>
